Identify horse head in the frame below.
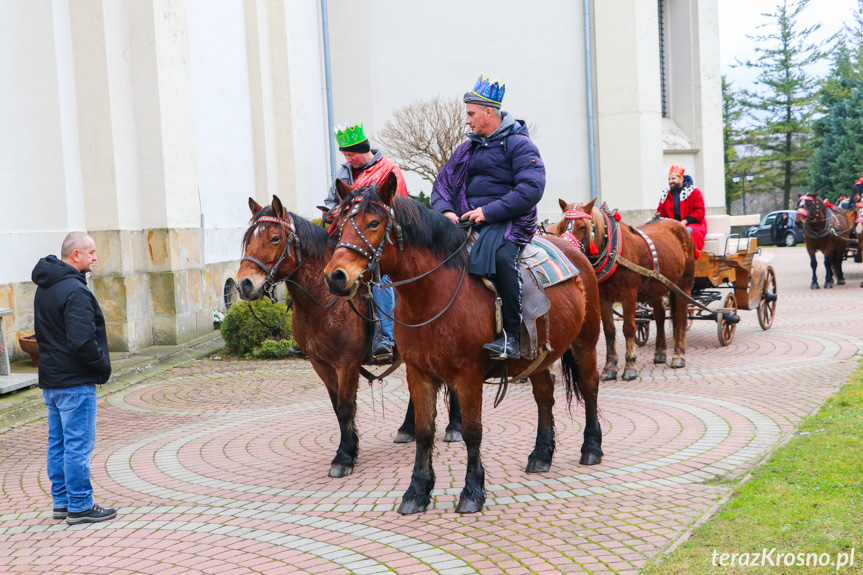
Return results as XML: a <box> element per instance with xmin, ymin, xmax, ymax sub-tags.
<box><xmin>324</xmin><ymin>172</ymin><xmax>402</xmax><ymax>298</ymax></box>
<box><xmin>552</xmin><ymin>197</ymin><xmax>605</xmax><ymax>257</ymax></box>
<box><xmin>796</xmin><ymin>193</ymin><xmax>827</xmax><ymax>227</ymax></box>
<box><xmin>237</xmin><ymin>195</ymin><xmax>301</xmax><ymax>301</ymax></box>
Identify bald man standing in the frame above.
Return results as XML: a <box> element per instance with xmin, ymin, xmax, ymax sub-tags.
<box><xmin>32</xmin><ymin>232</ymin><xmax>116</xmax><ymax>525</ymax></box>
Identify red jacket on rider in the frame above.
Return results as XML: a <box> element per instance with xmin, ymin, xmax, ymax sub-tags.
<box><xmin>656</xmin><ymin>183</ymin><xmax>706</xmax><ymax>251</ymax></box>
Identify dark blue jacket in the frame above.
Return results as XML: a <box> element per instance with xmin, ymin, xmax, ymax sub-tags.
<box><xmin>32</xmin><ymin>256</ymin><xmax>111</xmax><ymax>389</ymax></box>
<box><xmin>432</xmin><ymin>113</ymin><xmax>545</xmax><ymax>245</ymax></box>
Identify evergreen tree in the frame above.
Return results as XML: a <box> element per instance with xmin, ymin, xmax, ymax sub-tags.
<box><xmin>738</xmin><ymin>0</ymin><xmax>828</xmax><ymax>209</ymax></box>
<box><xmin>722</xmin><ymin>76</ymin><xmax>745</xmax><ymax>212</ymax></box>
<box><xmin>810</xmin><ymin>0</ymin><xmax>863</xmax><ymax>200</ymax></box>
<box><xmin>810</xmin><ymin>87</ymin><xmax>863</xmax><ymax>201</ymax></box>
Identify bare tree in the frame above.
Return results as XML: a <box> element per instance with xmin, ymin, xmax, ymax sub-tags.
<box><xmin>376</xmin><ymin>96</ymin><xmax>466</xmax><ymax>184</ymax></box>
<box><xmin>377</xmin><ymin>96</ymin><xmax>540</xmax><ymax>186</ymax></box>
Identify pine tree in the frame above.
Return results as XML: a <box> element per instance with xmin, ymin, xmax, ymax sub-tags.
<box><xmin>738</xmin><ymin>0</ymin><xmax>828</xmax><ymax>209</ymax></box>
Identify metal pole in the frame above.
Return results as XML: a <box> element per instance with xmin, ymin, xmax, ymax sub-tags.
<box><xmin>583</xmin><ymin>0</ymin><xmax>598</xmax><ymax>201</ymax></box>
<box><xmin>742</xmin><ymin>180</ymin><xmax>746</xmax><ymax>215</ymax></box>
<box><xmin>321</xmin><ymin>0</ymin><xmax>337</xmax><ymax>179</ymax></box>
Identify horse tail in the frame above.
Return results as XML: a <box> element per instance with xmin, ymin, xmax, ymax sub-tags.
<box><xmin>561</xmin><ymin>348</ymin><xmax>583</xmax><ymax>409</ymax></box>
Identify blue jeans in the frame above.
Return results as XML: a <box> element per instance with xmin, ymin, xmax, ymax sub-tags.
<box><xmin>372</xmin><ymin>278</ymin><xmax>395</xmax><ymax>346</ymax></box>
<box><xmin>43</xmin><ymin>385</ymin><xmax>97</xmax><ymax>513</ymax></box>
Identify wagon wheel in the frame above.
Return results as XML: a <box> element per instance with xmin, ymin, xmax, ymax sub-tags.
<box><xmin>758</xmin><ymin>266</ymin><xmax>777</xmax><ymax>330</ymax></box>
<box><xmin>716</xmin><ymin>293</ymin><xmax>738</xmax><ymax>346</ymax></box>
<box><xmin>635</xmin><ymin>321</ymin><xmax>650</xmax><ymax>346</ymax></box>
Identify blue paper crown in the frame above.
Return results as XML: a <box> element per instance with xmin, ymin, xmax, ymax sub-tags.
<box><xmin>470</xmin><ymin>75</ymin><xmax>505</xmax><ymax>105</ymax></box>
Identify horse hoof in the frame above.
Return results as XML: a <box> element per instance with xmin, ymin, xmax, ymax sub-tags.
<box><xmin>811</xmin><ymin>283</ymin><xmax>820</xmax><ymax>290</ymax></box>
<box><xmin>397</xmin><ymin>498</ymin><xmax>428</xmax><ymax>515</ymax></box>
<box><xmin>328</xmin><ymin>463</ymin><xmax>354</xmax><ymax>478</ymax></box>
<box><xmin>654</xmin><ymin>354</ymin><xmax>667</xmax><ymax>364</ymax></box>
<box><xmin>670</xmin><ymin>357</ymin><xmax>686</xmax><ymax>369</ymax></box>
<box><xmin>622</xmin><ymin>369</ymin><xmax>638</xmax><ymax>381</ymax></box>
<box><xmin>443</xmin><ymin>430</ymin><xmax>463</xmax><ymax>443</ymax></box>
<box><xmin>580</xmin><ymin>452</ymin><xmax>602</xmax><ymax>466</ymax></box>
<box><xmin>825</xmin><ymin>282</ymin><xmax>834</xmax><ymax>289</ymax></box>
<box><xmin>601</xmin><ymin>370</ymin><xmax>618</xmax><ymax>381</ymax></box>
<box><xmin>455</xmin><ymin>498</ymin><xmax>484</xmax><ymax>514</ymax></box>
<box><xmin>393</xmin><ymin>431</ymin><xmax>415</xmax><ymax>444</ymax></box>
<box><xmin>525</xmin><ymin>459</ymin><xmax>551</xmax><ymax>473</ymax></box>
<box><xmin>838</xmin><ymin>279</ymin><xmax>846</xmax><ymax>285</ymax></box>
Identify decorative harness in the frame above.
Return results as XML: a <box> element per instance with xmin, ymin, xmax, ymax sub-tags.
<box><xmin>798</xmin><ymin>195</ymin><xmax>852</xmax><ymax>239</ymax></box>
<box><xmin>560</xmin><ymin>209</ymin><xmax>624</xmax><ymax>282</ymax></box>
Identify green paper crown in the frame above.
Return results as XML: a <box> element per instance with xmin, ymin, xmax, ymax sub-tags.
<box><xmin>335</xmin><ymin>123</ymin><xmax>367</xmax><ymax>148</ymax></box>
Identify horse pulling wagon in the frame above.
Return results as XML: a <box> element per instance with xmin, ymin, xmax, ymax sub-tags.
<box><xmin>625</xmin><ymin>215</ymin><xmax>777</xmax><ymax>347</ymax></box>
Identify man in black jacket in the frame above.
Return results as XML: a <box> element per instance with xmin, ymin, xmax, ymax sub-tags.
<box><xmin>32</xmin><ymin>232</ymin><xmax>116</xmax><ymax>525</ymax></box>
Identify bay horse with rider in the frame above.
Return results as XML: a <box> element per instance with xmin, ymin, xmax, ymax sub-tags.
<box><xmin>323</xmin><ymin>173</ymin><xmax>603</xmax><ymax>515</ymax></box>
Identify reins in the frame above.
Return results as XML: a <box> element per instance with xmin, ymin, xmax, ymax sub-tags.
<box><xmin>334</xmin><ymin>194</ymin><xmax>473</xmax><ymax>328</ymax></box>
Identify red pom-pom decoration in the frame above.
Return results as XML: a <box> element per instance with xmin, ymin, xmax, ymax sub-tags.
<box><xmin>613</xmin><ymin>211</ymin><xmax>622</xmax><ymax>222</ymax></box>
<box><xmin>589</xmin><ymin>241</ymin><xmax>599</xmax><ymax>256</ymax></box>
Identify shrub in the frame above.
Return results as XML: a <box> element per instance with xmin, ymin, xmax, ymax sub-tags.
<box><xmin>251</xmin><ymin>338</ymin><xmax>298</xmax><ymax>359</ymax></box>
<box><xmin>220</xmin><ymin>299</ymin><xmax>292</xmax><ymax>356</ymax></box>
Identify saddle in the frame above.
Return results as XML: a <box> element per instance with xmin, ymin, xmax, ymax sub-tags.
<box><xmin>472</xmin><ymin>235</ymin><xmax>579</xmax><ymax>360</ymax></box>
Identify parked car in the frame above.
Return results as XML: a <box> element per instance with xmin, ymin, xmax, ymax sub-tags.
<box><xmin>745</xmin><ymin>210</ymin><xmax>805</xmax><ymax>247</ymax></box>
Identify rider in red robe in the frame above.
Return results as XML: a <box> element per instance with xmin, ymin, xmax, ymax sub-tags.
<box><xmin>656</xmin><ymin>164</ymin><xmax>706</xmax><ymax>251</ymax></box>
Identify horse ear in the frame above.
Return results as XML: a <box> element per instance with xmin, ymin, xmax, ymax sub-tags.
<box><xmin>249</xmin><ymin>198</ymin><xmax>263</xmax><ymax>215</ymax></box>
<box><xmin>584</xmin><ymin>198</ymin><xmax>597</xmax><ymax>213</ymax></box>
<box><xmin>271</xmin><ymin>195</ymin><xmax>285</xmax><ymax>218</ymax></box>
<box><xmin>378</xmin><ymin>172</ymin><xmax>399</xmax><ymax>206</ymax></box>
<box><xmin>558</xmin><ymin>198</ymin><xmax>569</xmax><ymax>212</ymax></box>
<box><xmin>335</xmin><ymin>179</ymin><xmax>353</xmax><ymax>202</ymax></box>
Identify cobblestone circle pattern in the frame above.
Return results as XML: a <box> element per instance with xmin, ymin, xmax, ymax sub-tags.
<box><xmin>1</xmin><ymin>247</ymin><xmax>861</xmax><ymax>574</ymax></box>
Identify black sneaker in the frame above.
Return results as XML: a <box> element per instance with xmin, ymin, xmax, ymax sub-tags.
<box><xmin>52</xmin><ymin>507</ymin><xmax>67</xmax><ymax>520</ymax></box>
<box><xmin>66</xmin><ymin>504</ymin><xmax>117</xmax><ymax>525</ymax></box>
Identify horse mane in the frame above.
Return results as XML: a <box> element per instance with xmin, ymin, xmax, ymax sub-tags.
<box><xmin>243</xmin><ymin>206</ymin><xmax>332</xmax><ymax>259</ymax></box>
<box><xmin>590</xmin><ymin>206</ymin><xmax>607</xmax><ymax>245</ymax></box>
<box><xmin>346</xmin><ymin>184</ymin><xmax>469</xmax><ymax>269</ymax></box>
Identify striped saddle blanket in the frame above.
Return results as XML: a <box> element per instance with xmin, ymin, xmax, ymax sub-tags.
<box><xmin>519</xmin><ymin>236</ymin><xmax>579</xmax><ymax>287</ymax></box>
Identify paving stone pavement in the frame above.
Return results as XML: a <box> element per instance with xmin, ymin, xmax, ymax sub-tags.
<box><xmin>1</xmin><ymin>246</ymin><xmax>861</xmax><ymax>575</ymax></box>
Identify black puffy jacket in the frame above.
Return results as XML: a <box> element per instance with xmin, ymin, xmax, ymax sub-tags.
<box><xmin>32</xmin><ymin>256</ymin><xmax>111</xmax><ymax>388</ymax></box>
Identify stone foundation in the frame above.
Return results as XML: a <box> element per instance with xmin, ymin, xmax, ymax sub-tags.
<box><xmin>0</xmin><ymin>227</ymin><xmax>240</xmax><ymax>361</ymax></box>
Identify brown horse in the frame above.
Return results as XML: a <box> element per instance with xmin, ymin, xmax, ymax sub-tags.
<box><xmin>236</xmin><ymin>196</ymin><xmax>462</xmax><ymax>479</ymax></box>
<box><xmin>553</xmin><ymin>199</ymin><xmax>696</xmax><ymax>380</ymax></box>
<box><xmin>796</xmin><ymin>193</ymin><xmax>855</xmax><ymax>289</ymax></box>
<box><xmin>322</xmin><ymin>173</ymin><xmax>603</xmax><ymax>515</ymax></box>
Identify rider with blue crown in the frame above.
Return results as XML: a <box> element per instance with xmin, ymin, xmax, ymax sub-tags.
<box><xmin>431</xmin><ymin>75</ymin><xmax>546</xmax><ymax>359</ymax></box>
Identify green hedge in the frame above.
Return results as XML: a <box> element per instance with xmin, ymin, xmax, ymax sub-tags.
<box><xmin>220</xmin><ymin>299</ymin><xmax>294</xmax><ymax>356</ymax></box>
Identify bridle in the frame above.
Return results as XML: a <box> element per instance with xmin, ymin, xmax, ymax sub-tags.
<box><xmin>335</xmin><ymin>194</ymin><xmax>404</xmax><ymax>284</ymax></box>
<box><xmin>559</xmin><ymin>209</ymin><xmax>594</xmax><ymax>254</ymax></box>
<box><xmin>333</xmin><ymin>193</ymin><xmax>472</xmax><ymax>328</ymax></box>
<box><xmin>241</xmin><ymin>215</ymin><xmax>302</xmax><ymax>302</ymax></box>
<box><xmin>798</xmin><ymin>196</ymin><xmax>835</xmax><ymax>238</ymax></box>
<box><xmin>241</xmin><ymin>213</ymin><xmax>337</xmax><ymax>312</ymax></box>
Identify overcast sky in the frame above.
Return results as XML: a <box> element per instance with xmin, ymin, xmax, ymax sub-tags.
<box><xmin>719</xmin><ymin>0</ymin><xmax>859</xmax><ymax>90</ymax></box>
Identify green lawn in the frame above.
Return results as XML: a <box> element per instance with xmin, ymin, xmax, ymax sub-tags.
<box><xmin>646</xmin><ymin>363</ymin><xmax>863</xmax><ymax>575</ymax></box>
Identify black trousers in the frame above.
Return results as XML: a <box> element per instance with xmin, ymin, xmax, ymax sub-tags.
<box><xmin>492</xmin><ymin>240</ymin><xmax>522</xmax><ymax>336</ymax></box>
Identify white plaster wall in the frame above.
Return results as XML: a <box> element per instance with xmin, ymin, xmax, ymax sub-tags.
<box><xmin>186</xmin><ymin>0</ymin><xmax>257</xmax><ymax>264</ymax></box>
<box><xmin>0</xmin><ymin>1</ymin><xmax>87</xmax><ymax>284</ymax></box>
<box><xmin>328</xmin><ymin>0</ymin><xmax>590</xmax><ymax>224</ymax></box>
<box><xmin>0</xmin><ymin>2</ymin><xmax>72</xmax><ymax>235</ymax></box>
<box><xmin>294</xmin><ymin>0</ymin><xmax>330</xmax><ymax>219</ymax></box>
